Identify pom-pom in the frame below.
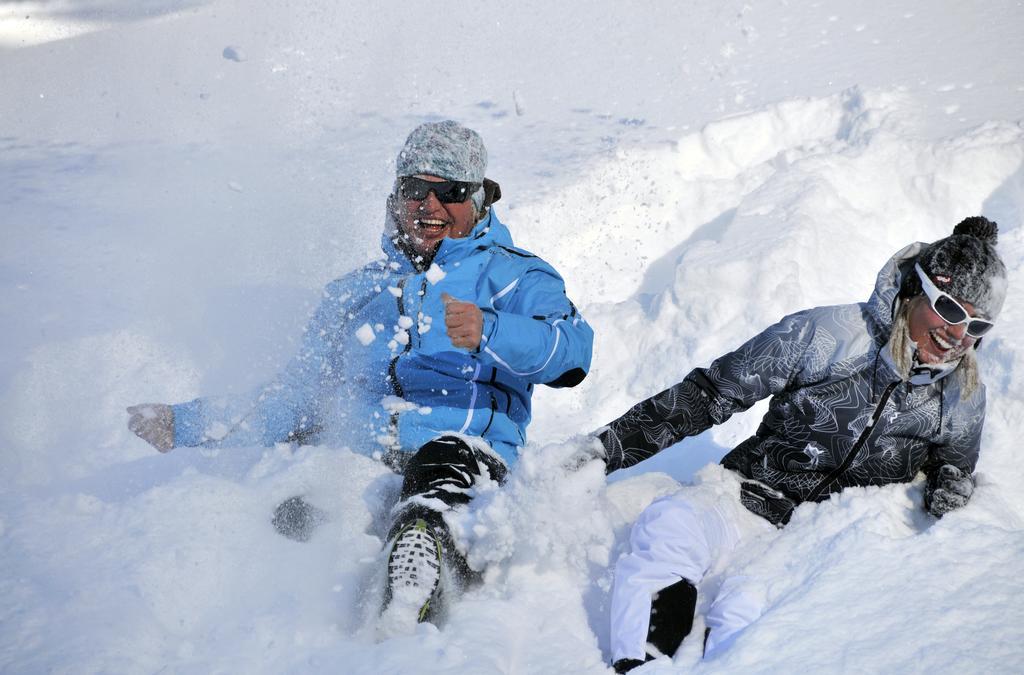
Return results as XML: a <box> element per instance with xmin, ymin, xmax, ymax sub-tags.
<box><xmin>953</xmin><ymin>216</ymin><xmax>998</xmax><ymax>246</ymax></box>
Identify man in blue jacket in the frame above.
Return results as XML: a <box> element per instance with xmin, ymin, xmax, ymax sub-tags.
<box><xmin>127</xmin><ymin>121</ymin><xmax>594</xmax><ymax>633</ymax></box>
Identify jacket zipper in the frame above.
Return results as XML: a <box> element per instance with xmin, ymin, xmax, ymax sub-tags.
<box><xmin>387</xmin><ymin>277</ymin><xmax>410</xmax><ymax>399</ymax></box>
<box><xmin>805</xmin><ymin>380</ymin><xmax>899</xmax><ymax>502</ymax></box>
<box><xmin>386</xmin><ymin>276</ymin><xmax>429</xmax><ymax>449</ymax></box>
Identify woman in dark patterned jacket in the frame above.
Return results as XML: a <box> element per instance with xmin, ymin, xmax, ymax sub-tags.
<box><xmin>595</xmin><ymin>217</ymin><xmax>1007</xmax><ymax>672</ymax></box>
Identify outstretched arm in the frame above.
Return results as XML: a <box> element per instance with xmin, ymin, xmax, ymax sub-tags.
<box><xmin>599</xmin><ymin>310</ymin><xmax>818</xmax><ymax>473</ymax></box>
<box><xmin>155</xmin><ymin>279</ymin><xmax>365</xmax><ymax>449</ymax></box>
<box><xmin>599</xmin><ymin>376</ymin><xmax>716</xmax><ymax>472</ymax></box>
<box><xmin>173</xmin><ymin>289</ymin><xmax>349</xmax><ymax>448</ymax></box>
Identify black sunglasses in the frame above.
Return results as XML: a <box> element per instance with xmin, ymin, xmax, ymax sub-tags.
<box><xmin>397</xmin><ymin>176</ymin><xmax>481</xmax><ymax>204</ymax></box>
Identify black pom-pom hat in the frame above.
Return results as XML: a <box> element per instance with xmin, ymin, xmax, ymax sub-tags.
<box><xmin>909</xmin><ymin>216</ymin><xmax>1008</xmax><ymax>320</ymax></box>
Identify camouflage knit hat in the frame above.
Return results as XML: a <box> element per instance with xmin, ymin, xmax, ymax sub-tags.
<box><xmin>913</xmin><ymin>216</ymin><xmax>1008</xmax><ymax>319</ymax></box>
<box><xmin>396</xmin><ymin>121</ymin><xmax>487</xmax><ymax>209</ymax></box>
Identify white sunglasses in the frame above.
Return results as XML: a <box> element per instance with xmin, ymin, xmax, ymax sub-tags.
<box><xmin>914</xmin><ymin>263</ymin><xmax>994</xmax><ymax>338</ymax></box>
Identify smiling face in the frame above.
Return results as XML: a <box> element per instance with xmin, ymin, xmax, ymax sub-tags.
<box><xmin>397</xmin><ymin>174</ymin><xmax>477</xmax><ymax>257</ymax></box>
<box><xmin>906</xmin><ymin>295</ymin><xmax>978</xmax><ymax>364</ymax></box>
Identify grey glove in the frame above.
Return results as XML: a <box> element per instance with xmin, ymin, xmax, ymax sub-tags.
<box><xmin>925</xmin><ymin>464</ymin><xmax>975</xmax><ymax>517</ymax></box>
<box><xmin>127</xmin><ymin>404</ymin><xmax>175</xmax><ymax>452</ymax></box>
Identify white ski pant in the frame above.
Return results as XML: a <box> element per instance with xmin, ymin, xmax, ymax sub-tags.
<box><xmin>610</xmin><ymin>475</ymin><xmax>776</xmax><ymax>662</ymax></box>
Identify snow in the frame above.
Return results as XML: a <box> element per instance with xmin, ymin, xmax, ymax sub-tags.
<box><xmin>355</xmin><ymin>323</ymin><xmax>376</xmax><ymax>346</ymax></box>
<box><xmin>426</xmin><ymin>262</ymin><xmax>447</xmax><ymax>285</ymax></box>
<box><xmin>3</xmin><ymin>1</ymin><xmax>1024</xmax><ymax>673</ymax></box>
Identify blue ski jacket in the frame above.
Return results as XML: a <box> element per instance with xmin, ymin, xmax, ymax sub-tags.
<box><xmin>172</xmin><ymin>209</ymin><xmax>593</xmax><ymax>464</ymax></box>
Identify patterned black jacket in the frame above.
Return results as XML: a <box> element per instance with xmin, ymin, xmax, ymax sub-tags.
<box><xmin>599</xmin><ymin>242</ymin><xmax>985</xmax><ymax>515</ymax></box>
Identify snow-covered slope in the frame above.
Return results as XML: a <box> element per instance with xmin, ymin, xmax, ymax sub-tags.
<box><xmin>2</xmin><ymin>1</ymin><xmax>1023</xmax><ymax>673</ymax></box>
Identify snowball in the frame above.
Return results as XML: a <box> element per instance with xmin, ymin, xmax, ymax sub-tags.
<box><xmin>355</xmin><ymin>323</ymin><xmax>376</xmax><ymax>345</ymax></box>
<box><xmin>381</xmin><ymin>396</ymin><xmax>419</xmax><ymax>414</ymax></box>
<box><xmin>425</xmin><ymin>263</ymin><xmax>446</xmax><ymax>285</ymax></box>
<box><xmin>205</xmin><ymin>422</ymin><xmax>229</xmax><ymax>441</ymax></box>
<box><xmin>222</xmin><ymin>46</ymin><xmax>246</xmax><ymax>62</ymax></box>
<box><xmin>513</xmin><ymin>88</ymin><xmax>526</xmax><ymax>116</ymax></box>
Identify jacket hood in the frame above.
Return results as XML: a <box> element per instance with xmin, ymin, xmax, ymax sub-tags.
<box><xmin>380</xmin><ymin>206</ymin><xmax>513</xmax><ymax>272</ymax></box>
<box><xmin>870</xmin><ymin>241</ymin><xmax>969</xmax><ymax>387</ymax></box>
<box><xmin>865</xmin><ymin>241</ymin><xmax>927</xmax><ymax>335</ymax></box>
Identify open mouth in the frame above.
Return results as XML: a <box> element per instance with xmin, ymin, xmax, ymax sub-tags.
<box><xmin>414</xmin><ymin>218</ymin><xmax>448</xmax><ymax>235</ymax></box>
<box><xmin>927</xmin><ymin>329</ymin><xmax>964</xmax><ymax>360</ymax></box>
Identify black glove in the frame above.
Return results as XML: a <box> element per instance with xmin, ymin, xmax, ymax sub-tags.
<box><xmin>562</xmin><ymin>435</ymin><xmax>609</xmax><ymax>473</ymax></box>
<box><xmin>925</xmin><ymin>464</ymin><xmax>975</xmax><ymax>517</ymax></box>
<box><xmin>739</xmin><ymin>481</ymin><xmax>797</xmax><ymax>527</ymax></box>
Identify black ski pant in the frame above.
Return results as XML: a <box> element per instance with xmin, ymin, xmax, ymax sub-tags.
<box><xmin>389</xmin><ymin>435</ymin><xmax>508</xmax><ymax>535</ymax></box>
<box><xmin>388</xmin><ymin>435</ymin><xmax>508</xmax><ymax>577</ymax></box>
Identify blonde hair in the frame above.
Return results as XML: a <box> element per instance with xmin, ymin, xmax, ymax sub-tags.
<box><xmin>890</xmin><ymin>299</ymin><xmax>980</xmax><ymax>398</ymax></box>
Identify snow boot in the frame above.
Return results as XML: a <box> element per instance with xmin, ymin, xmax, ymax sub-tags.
<box><xmin>612</xmin><ymin>657</ymin><xmax>651</xmax><ymax>673</ymax></box>
<box><xmin>647</xmin><ymin>578</ymin><xmax>697</xmax><ymax>658</ymax></box>
<box><xmin>379</xmin><ymin>518</ymin><xmax>444</xmax><ymax>635</ymax></box>
<box><xmin>612</xmin><ymin>578</ymin><xmax>697</xmax><ymax>671</ymax></box>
